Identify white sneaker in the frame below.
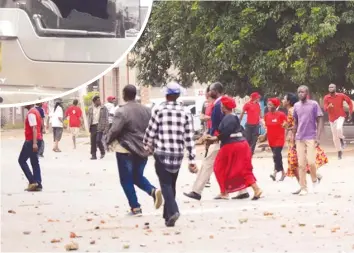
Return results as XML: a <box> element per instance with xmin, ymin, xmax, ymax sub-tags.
<box><xmin>299</xmin><ymin>189</ymin><xmax>308</xmax><ymax>196</ymax></box>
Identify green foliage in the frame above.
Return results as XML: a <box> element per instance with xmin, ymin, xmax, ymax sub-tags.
<box><xmin>83</xmin><ymin>91</ymin><xmax>99</xmax><ymax>114</ymax></box>
<box><xmin>130</xmin><ymin>1</ymin><xmax>354</xmax><ymax>96</ymax></box>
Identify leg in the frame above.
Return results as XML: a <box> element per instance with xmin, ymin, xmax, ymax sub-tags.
<box><xmin>29</xmin><ymin>140</ymin><xmax>43</xmax><ymax>188</ymax></box>
<box><xmin>132</xmin><ymin>156</ymin><xmax>155</xmax><ymax>194</ymax></box>
<box><xmin>56</xmin><ymin>128</ymin><xmax>63</xmax><ymax>151</ymax></box>
<box><xmin>155</xmin><ymin>161</ymin><xmax>180</xmax><ymax>225</ymax></box>
<box><xmin>305</xmin><ymin>140</ymin><xmax>318</xmax><ymax>183</ymax></box>
<box><xmin>52</xmin><ymin>128</ymin><xmax>57</xmax><ymax>150</ymax></box>
<box><xmin>18</xmin><ymin>141</ymin><xmax>34</xmax><ymax>184</ymax></box>
<box><xmin>38</xmin><ymin>139</ymin><xmax>44</xmax><ymax>157</ymax></box>
<box><xmin>295</xmin><ymin>141</ymin><xmax>308</xmax><ymax>193</ymax></box>
<box><xmin>96</xmin><ymin>132</ymin><xmax>105</xmax><ymax>157</ymax></box>
<box><xmin>90</xmin><ymin>125</ymin><xmax>98</xmax><ymax>158</ymax></box>
<box><xmin>116</xmin><ymin>153</ymin><xmax>140</xmax><ymax>209</ymax></box>
<box><xmin>245</xmin><ymin>124</ymin><xmax>253</xmax><ymax>148</ymax></box>
<box><xmin>330</xmin><ymin>121</ymin><xmax>341</xmax><ymax>151</ymax></box>
<box><xmin>250</xmin><ymin>124</ymin><xmax>260</xmax><ymax>155</ymax></box>
<box><xmin>192</xmin><ymin>143</ymin><xmax>219</xmax><ymax>194</ymax></box>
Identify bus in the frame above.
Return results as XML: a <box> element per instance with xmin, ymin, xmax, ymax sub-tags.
<box><xmin>0</xmin><ymin>0</ymin><xmax>149</xmax><ymax>105</ymax></box>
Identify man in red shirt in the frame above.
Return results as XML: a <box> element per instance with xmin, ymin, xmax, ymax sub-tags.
<box><xmin>240</xmin><ymin>92</ymin><xmax>261</xmax><ymax>155</ymax></box>
<box><xmin>65</xmin><ymin>99</ymin><xmax>83</xmax><ymax>149</ymax></box>
<box><xmin>264</xmin><ymin>98</ymin><xmax>287</xmax><ymax>181</ymax></box>
<box><xmin>323</xmin><ymin>83</ymin><xmax>353</xmax><ymax>159</ymax></box>
<box><xmin>19</xmin><ymin>104</ymin><xmax>44</xmax><ymax>192</ymax></box>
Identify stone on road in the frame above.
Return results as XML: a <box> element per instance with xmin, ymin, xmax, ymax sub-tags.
<box><xmin>1</xmin><ymin>132</ymin><xmax>354</xmax><ymax>252</ymax></box>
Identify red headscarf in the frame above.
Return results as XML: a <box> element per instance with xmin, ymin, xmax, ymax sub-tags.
<box><xmin>268</xmin><ymin>97</ymin><xmax>281</xmax><ymax>108</ymax></box>
<box><xmin>221</xmin><ymin>96</ymin><xmax>236</xmax><ymax>110</ymax></box>
<box><xmin>250</xmin><ymin>92</ymin><xmax>261</xmax><ymax>101</ymax></box>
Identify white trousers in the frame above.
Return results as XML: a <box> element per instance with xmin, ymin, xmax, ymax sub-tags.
<box><xmin>329</xmin><ymin>116</ymin><xmax>345</xmax><ymax>151</ymax></box>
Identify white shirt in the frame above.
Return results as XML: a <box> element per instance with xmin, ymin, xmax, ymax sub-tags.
<box><xmin>105</xmin><ymin>102</ymin><xmax>115</xmax><ymax>124</ymax></box>
<box><xmin>110</xmin><ymin>105</ymin><xmax>119</xmax><ymax>117</ymax></box>
<box><xmin>28</xmin><ymin>113</ymin><xmax>37</xmax><ymax>126</ymax></box>
<box><xmin>92</xmin><ymin>106</ymin><xmax>100</xmax><ymax>125</ymax></box>
<box><xmin>51</xmin><ymin>106</ymin><xmax>64</xmax><ymax>128</ymax></box>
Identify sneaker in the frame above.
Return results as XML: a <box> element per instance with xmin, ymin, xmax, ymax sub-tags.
<box><xmin>340</xmin><ymin>138</ymin><xmax>346</xmax><ymax>149</ymax></box>
<box><xmin>100</xmin><ymin>153</ymin><xmax>105</xmax><ymax>159</ymax></box>
<box><xmin>90</xmin><ymin>156</ymin><xmax>97</xmax><ymax>160</ymax></box>
<box><xmin>128</xmin><ymin>208</ymin><xmax>142</xmax><ymax>217</ymax></box>
<box><xmin>165</xmin><ymin>212</ymin><xmax>180</xmax><ymax>227</ymax></box>
<box><xmin>205</xmin><ymin>181</ymin><xmax>211</xmax><ymax>188</ymax></box>
<box><xmin>338</xmin><ymin>151</ymin><xmax>342</xmax><ymax>160</ymax></box>
<box><xmin>25</xmin><ymin>183</ymin><xmax>41</xmax><ymax>192</ymax></box>
<box><xmin>299</xmin><ymin>189</ymin><xmax>308</xmax><ymax>196</ymax></box>
<box><xmin>183</xmin><ymin>191</ymin><xmax>201</xmax><ymax>201</ymax></box>
<box><xmin>152</xmin><ymin>189</ymin><xmax>163</xmax><ymax>209</ymax></box>
<box><xmin>292</xmin><ymin>189</ymin><xmax>301</xmax><ymax>195</ymax></box>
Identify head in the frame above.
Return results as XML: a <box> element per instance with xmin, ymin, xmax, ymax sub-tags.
<box><xmin>54</xmin><ymin>98</ymin><xmax>63</xmax><ymax>109</ymax></box>
<box><xmin>297</xmin><ymin>85</ymin><xmax>309</xmax><ymax>102</ymax></box>
<box><xmin>92</xmin><ymin>95</ymin><xmax>101</xmax><ymax>106</ymax></box>
<box><xmin>107</xmin><ymin>96</ymin><xmax>116</xmax><ymax>104</ymax></box>
<box><xmin>209</xmin><ymin>82</ymin><xmax>223</xmax><ymax>99</ymax></box>
<box><xmin>165</xmin><ymin>81</ymin><xmax>182</xmax><ymax>102</ymax></box>
<box><xmin>24</xmin><ymin>104</ymin><xmax>34</xmax><ymax>110</ymax></box>
<box><xmin>35</xmin><ymin>103</ymin><xmax>42</xmax><ymax>108</ymax></box>
<box><xmin>123</xmin><ymin>85</ymin><xmax>136</xmax><ymax>102</ymax></box>
<box><xmin>267</xmin><ymin>98</ymin><xmax>280</xmax><ymax>112</ymax></box>
<box><xmin>73</xmin><ymin>99</ymin><xmax>79</xmax><ymax>106</ymax></box>
<box><xmin>220</xmin><ymin>96</ymin><xmax>236</xmax><ymax>114</ymax></box>
<box><xmin>328</xmin><ymin>83</ymin><xmax>336</xmax><ymax>94</ymax></box>
<box><xmin>283</xmin><ymin>93</ymin><xmax>298</xmax><ymax>108</ymax></box>
<box><xmin>250</xmin><ymin>92</ymin><xmax>261</xmax><ymax>102</ymax></box>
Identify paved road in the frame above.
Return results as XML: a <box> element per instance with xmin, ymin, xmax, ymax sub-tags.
<box><xmin>1</xmin><ymin>132</ymin><xmax>354</xmax><ymax>252</ymax></box>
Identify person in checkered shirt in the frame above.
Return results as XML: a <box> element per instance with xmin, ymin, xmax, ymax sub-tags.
<box><xmin>143</xmin><ymin>81</ymin><xmax>198</xmax><ymax>227</ymax></box>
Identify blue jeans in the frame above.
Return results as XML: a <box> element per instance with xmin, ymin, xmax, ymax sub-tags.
<box><xmin>18</xmin><ymin>140</ymin><xmax>43</xmax><ymax>187</ymax></box>
<box><xmin>116</xmin><ymin>153</ymin><xmax>155</xmax><ymax>209</ymax></box>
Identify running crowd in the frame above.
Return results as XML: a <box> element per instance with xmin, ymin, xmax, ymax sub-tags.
<box><xmin>18</xmin><ymin>82</ymin><xmax>353</xmax><ymax>227</ymax></box>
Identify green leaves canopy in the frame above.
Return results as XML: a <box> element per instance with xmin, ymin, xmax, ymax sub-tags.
<box><xmin>130</xmin><ymin>1</ymin><xmax>354</xmax><ymax>96</ymax></box>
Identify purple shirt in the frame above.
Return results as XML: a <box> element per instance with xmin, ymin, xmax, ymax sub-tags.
<box><xmin>293</xmin><ymin>100</ymin><xmax>323</xmax><ymax>140</ymax></box>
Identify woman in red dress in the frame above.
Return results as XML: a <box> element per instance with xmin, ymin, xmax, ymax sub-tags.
<box><xmin>264</xmin><ymin>98</ymin><xmax>287</xmax><ymax>181</ymax></box>
<box><xmin>206</xmin><ymin>96</ymin><xmax>262</xmax><ymax>200</ymax></box>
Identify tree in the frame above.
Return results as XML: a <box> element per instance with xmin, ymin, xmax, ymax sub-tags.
<box><xmin>130</xmin><ymin>1</ymin><xmax>354</xmax><ymax>96</ymax></box>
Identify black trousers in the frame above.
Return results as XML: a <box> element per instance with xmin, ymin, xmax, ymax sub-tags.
<box><xmin>155</xmin><ymin>158</ymin><xmax>179</xmax><ymax>222</ymax></box>
<box><xmin>271</xmin><ymin>147</ymin><xmax>284</xmax><ymax>172</ymax></box>
<box><xmin>90</xmin><ymin>124</ymin><xmax>105</xmax><ymax>157</ymax></box>
<box><xmin>245</xmin><ymin>123</ymin><xmax>260</xmax><ymax>155</ymax></box>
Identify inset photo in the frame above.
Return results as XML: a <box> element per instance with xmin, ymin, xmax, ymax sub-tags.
<box><xmin>0</xmin><ymin>0</ymin><xmax>152</xmax><ymax>106</ymax></box>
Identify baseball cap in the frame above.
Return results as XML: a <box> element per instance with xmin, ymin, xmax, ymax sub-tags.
<box><xmin>165</xmin><ymin>82</ymin><xmax>184</xmax><ymax>95</ymax></box>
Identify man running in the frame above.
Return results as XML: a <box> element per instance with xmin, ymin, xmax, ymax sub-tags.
<box><xmin>88</xmin><ymin>96</ymin><xmax>109</xmax><ymax>160</ymax></box>
<box><xmin>240</xmin><ymin>92</ymin><xmax>261</xmax><ymax>155</ymax></box>
<box><xmin>144</xmin><ymin>82</ymin><xmax>197</xmax><ymax>227</ymax></box>
<box><xmin>106</xmin><ymin>85</ymin><xmax>162</xmax><ymax>216</ymax></box>
<box><xmin>184</xmin><ymin>82</ymin><xmax>249</xmax><ymax>201</ymax></box>
<box><xmin>323</xmin><ymin>83</ymin><xmax>353</xmax><ymax>159</ymax></box>
<box><xmin>19</xmin><ymin>104</ymin><xmax>44</xmax><ymax>191</ymax></box>
<box><xmin>65</xmin><ymin>99</ymin><xmax>83</xmax><ymax>149</ymax></box>
<box><xmin>293</xmin><ymin>85</ymin><xmax>324</xmax><ymax>196</ymax></box>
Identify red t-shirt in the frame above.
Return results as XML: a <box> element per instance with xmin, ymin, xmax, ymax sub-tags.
<box><xmin>323</xmin><ymin>93</ymin><xmax>353</xmax><ymax>122</ymax></box>
<box><xmin>205</xmin><ymin>102</ymin><xmax>214</xmax><ymax>130</ymax></box>
<box><xmin>25</xmin><ymin>108</ymin><xmax>43</xmax><ymax>141</ymax></box>
<box><xmin>243</xmin><ymin>101</ymin><xmax>261</xmax><ymax>125</ymax></box>
<box><xmin>65</xmin><ymin>106</ymin><xmax>82</xmax><ymax>128</ymax></box>
<box><xmin>264</xmin><ymin>111</ymin><xmax>287</xmax><ymax>147</ymax></box>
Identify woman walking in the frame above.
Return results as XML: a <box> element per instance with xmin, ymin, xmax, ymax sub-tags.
<box><xmin>282</xmin><ymin>93</ymin><xmax>328</xmax><ymax>182</ymax></box>
<box><xmin>264</xmin><ymin>98</ymin><xmax>287</xmax><ymax>181</ymax></box>
<box><xmin>51</xmin><ymin>99</ymin><xmax>64</xmax><ymax>152</ymax></box>
<box><xmin>206</xmin><ymin>96</ymin><xmax>262</xmax><ymax>200</ymax></box>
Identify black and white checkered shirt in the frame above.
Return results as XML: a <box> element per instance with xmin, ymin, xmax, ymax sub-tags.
<box><xmin>143</xmin><ymin>101</ymin><xmax>196</xmax><ymax>173</ymax></box>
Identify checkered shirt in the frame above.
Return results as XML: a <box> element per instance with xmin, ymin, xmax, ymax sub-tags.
<box><xmin>143</xmin><ymin>101</ymin><xmax>196</xmax><ymax>172</ymax></box>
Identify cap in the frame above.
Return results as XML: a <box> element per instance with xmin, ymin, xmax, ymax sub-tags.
<box><xmin>165</xmin><ymin>82</ymin><xmax>184</xmax><ymax>95</ymax></box>
<box><xmin>107</xmin><ymin>96</ymin><xmax>116</xmax><ymax>102</ymax></box>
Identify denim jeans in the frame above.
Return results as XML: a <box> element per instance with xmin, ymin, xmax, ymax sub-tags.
<box><xmin>18</xmin><ymin>140</ymin><xmax>43</xmax><ymax>186</ymax></box>
<box><xmin>154</xmin><ymin>157</ymin><xmax>180</xmax><ymax>221</ymax></box>
<box><xmin>116</xmin><ymin>153</ymin><xmax>155</xmax><ymax>209</ymax></box>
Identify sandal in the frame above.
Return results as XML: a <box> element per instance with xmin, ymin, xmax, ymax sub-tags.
<box><xmin>214</xmin><ymin>194</ymin><xmax>229</xmax><ymax>200</ymax></box>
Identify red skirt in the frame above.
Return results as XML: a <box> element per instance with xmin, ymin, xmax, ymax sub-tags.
<box><xmin>214</xmin><ymin>140</ymin><xmax>256</xmax><ymax>194</ymax></box>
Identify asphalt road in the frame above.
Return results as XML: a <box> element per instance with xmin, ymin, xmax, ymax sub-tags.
<box><xmin>1</xmin><ymin>132</ymin><xmax>354</xmax><ymax>252</ymax></box>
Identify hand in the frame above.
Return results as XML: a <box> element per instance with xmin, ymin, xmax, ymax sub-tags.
<box><xmin>315</xmin><ymin>139</ymin><xmax>320</xmax><ymax>147</ymax></box>
<box><xmin>348</xmin><ymin>114</ymin><xmax>352</xmax><ymax>122</ymax></box>
<box><xmin>144</xmin><ymin>145</ymin><xmax>153</xmax><ymax>155</ymax></box>
<box><xmin>188</xmin><ymin>164</ymin><xmax>198</xmax><ymax>174</ymax></box>
<box><xmin>328</xmin><ymin>103</ymin><xmax>334</xmax><ymax>108</ymax></box>
<box><xmin>33</xmin><ymin>143</ymin><xmax>38</xmax><ymax>152</ymax></box>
